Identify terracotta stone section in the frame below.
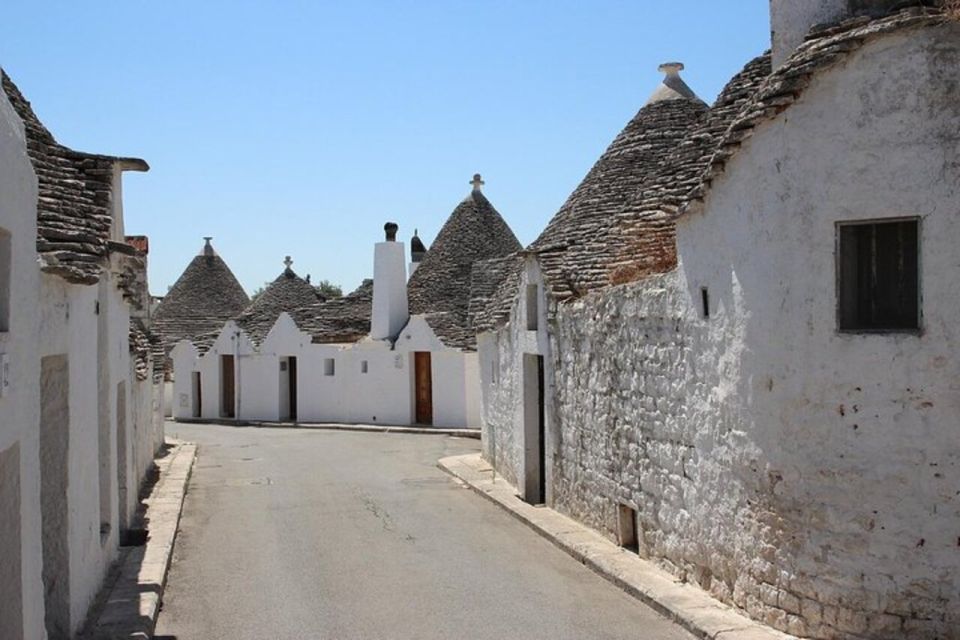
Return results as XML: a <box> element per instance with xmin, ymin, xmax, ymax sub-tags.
<box><xmin>290</xmin><ymin>279</ymin><xmax>374</xmax><ymax>344</ymax></box>
<box><xmin>407</xmin><ymin>188</ymin><xmax>521</xmax><ymax>350</ymax></box>
<box><xmin>530</xmin><ymin>97</ymin><xmax>707</xmax><ymax>302</ymax></box>
<box><xmin>0</xmin><ymin>71</ymin><xmax>147</xmax><ymax>285</ymax></box>
<box><xmin>234</xmin><ymin>266</ymin><xmax>324</xmax><ymax>345</ymax></box>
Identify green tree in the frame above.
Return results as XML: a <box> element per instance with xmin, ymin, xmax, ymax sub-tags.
<box><xmin>315</xmin><ymin>279</ymin><xmax>342</xmax><ymax>299</ymax></box>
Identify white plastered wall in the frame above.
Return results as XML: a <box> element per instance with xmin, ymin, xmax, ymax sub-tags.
<box><xmin>169</xmin><ymin>310</ymin><xmax>483</xmax><ymax>428</ymax></box>
<box><xmin>0</xmin><ymin>83</ymin><xmax>43</xmax><ymax>640</ymax></box>
<box><xmin>670</xmin><ymin>28</ymin><xmax>960</xmax><ymax>636</ymax></box>
<box><xmin>395</xmin><ymin>314</ymin><xmax>481</xmax><ymax>428</ymax></box>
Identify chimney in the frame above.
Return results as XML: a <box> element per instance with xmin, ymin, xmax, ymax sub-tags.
<box><xmin>409</xmin><ymin>229</ymin><xmax>427</xmax><ymax>279</ymax></box>
<box><xmin>371</xmin><ymin>221</ymin><xmax>409</xmax><ymax>340</ymax></box>
<box><xmin>769</xmin><ymin>1</ymin><xmax>901</xmax><ymax>69</ymax></box>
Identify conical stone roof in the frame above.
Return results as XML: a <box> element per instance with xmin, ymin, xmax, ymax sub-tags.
<box><xmin>530</xmin><ymin>64</ymin><xmax>708</xmax><ymax>301</ymax></box>
<box><xmin>153</xmin><ymin>238</ymin><xmax>250</xmax><ymax>351</ymax></box>
<box><xmin>235</xmin><ymin>258</ymin><xmax>324</xmax><ymax>345</ymax></box>
<box><xmin>407</xmin><ymin>175</ymin><xmax>521</xmax><ymax>350</ymax></box>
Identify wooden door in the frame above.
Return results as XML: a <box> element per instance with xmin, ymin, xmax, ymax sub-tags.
<box><xmin>192</xmin><ymin>372</ymin><xmax>202</xmax><ymax>418</ymax></box>
<box><xmin>288</xmin><ymin>356</ymin><xmax>298</xmax><ymax>421</ymax></box>
<box><xmin>414</xmin><ymin>352</ymin><xmax>432</xmax><ymax>425</ymax></box>
<box><xmin>221</xmin><ymin>355</ymin><xmax>235</xmax><ymax>418</ymax></box>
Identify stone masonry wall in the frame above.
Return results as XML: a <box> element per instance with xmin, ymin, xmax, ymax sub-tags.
<box><xmin>540</xmin><ymin>29</ymin><xmax>960</xmax><ymax>640</ymax></box>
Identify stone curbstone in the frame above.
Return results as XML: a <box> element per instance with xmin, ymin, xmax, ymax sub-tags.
<box><xmin>85</xmin><ymin>440</ymin><xmax>197</xmax><ymax>640</ymax></box>
<box><xmin>438</xmin><ymin>452</ymin><xmax>799</xmax><ymax>640</ymax></box>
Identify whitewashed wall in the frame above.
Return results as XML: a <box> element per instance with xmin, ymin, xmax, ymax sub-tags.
<box><xmin>395</xmin><ymin>315</ymin><xmax>480</xmax><ymax>428</ymax></box>
<box><xmin>480</xmin><ymin>26</ymin><xmax>960</xmax><ymax>640</ymax></box>
<box><xmin>0</xmin><ymin>85</ymin><xmax>43</xmax><ymax>640</ymax></box>
<box><xmin>171</xmin><ymin>311</ymin><xmax>483</xmax><ymax>428</ymax></box>
<box><xmin>37</xmin><ymin>276</ymin><xmax>120</xmax><ymax>635</ymax></box>
<box><xmin>675</xmin><ymin>28</ymin><xmax>960</xmax><ymax>638</ymax></box>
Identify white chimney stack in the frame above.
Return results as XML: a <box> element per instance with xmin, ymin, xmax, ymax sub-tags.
<box><xmin>769</xmin><ymin>1</ymin><xmax>900</xmax><ymax>69</ymax></box>
<box><xmin>371</xmin><ymin>222</ymin><xmax>409</xmax><ymax>340</ymax></box>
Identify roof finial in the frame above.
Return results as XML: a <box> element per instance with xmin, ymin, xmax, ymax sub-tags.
<box><xmin>658</xmin><ymin>61</ymin><xmax>684</xmax><ymax>76</ymax></box>
<box><xmin>470</xmin><ymin>173</ymin><xmax>485</xmax><ymax>192</ymax></box>
<box><xmin>283</xmin><ymin>255</ymin><xmax>293</xmax><ymax>270</ymax></box>
<box><xmin>202</xmin><ymin>237</ymin><xmax>214</xmax><ymax>256</ymax></box>
<box><xmin>647</xmin><ymin>61</ymin><xmax>698</xmax><ymax>105</ymax></box>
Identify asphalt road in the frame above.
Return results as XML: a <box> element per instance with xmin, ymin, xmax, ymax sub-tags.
<box><xmin>155</xmin><ymin>423</ymin><xmax>694</xmax><ymax>640</ymax></box>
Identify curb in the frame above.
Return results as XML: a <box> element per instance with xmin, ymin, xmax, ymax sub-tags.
<box><xmin>86</xmin><ymin>439</ymin><xmax>197</xmax><ymax>639</ymax></box>
<box><xmin>173</xmin><ymin>418</ymin><xmax>481</xmax><ymax>439</ymax></box>
<box><xmin>438</xmin><ymin>453</ymin><xmax>797</xmax><ymax>640</ymax></box>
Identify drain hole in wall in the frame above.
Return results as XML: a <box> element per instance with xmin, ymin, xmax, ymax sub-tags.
<box><xmin>617</xmin><ymin>504</ymin><xmax>639</xmax><ymax>553</ymax></box>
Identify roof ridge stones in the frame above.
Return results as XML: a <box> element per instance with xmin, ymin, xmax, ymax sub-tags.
<box><xmin>0</xmin><ymin>69</ymin><xmax>149</xmax><ymax>285</ymax></box>
<box><xmin>289</xmin><ymin>279</ymin><xmax>374</xmax><ymax>345</ymax></box>
<box><xmin>406</xmin><ymin>182</ymin><xmax>522</xmax><ymax>350</ymax></box>
<box><xmin>234</xmin><ymin>263</ymin><xmax>325</xmax><ymax>345</ymax></box>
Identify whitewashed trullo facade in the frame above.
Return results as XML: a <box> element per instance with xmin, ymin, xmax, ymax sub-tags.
<box><xmin>171</xmin><ymin>177</ymin><xmax>519</xmax><ymax>429</ymax></box>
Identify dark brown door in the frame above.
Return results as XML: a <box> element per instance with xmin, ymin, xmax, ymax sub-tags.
<box><xmin>192</xmin><ymin>372</ymin><xmax>202</xmax><ymax>417</ymax></box>
<box><xmin>414</xmin><ymin>352</ymin><xmax>432</xmax><ymax>425</ymax></box>
<box><xmin>221</xmin><ymin>355</ymin><xmax>235</xmax><ymax>418</ymax></box>
<box><xmin>288</xmin><ymin>356</ymin><xmax>298</xmax><ymax>421</ymax></box>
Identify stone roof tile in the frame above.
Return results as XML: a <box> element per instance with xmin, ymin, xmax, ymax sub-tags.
<box><xmin>235</xmin><ymin>264</ymin><xmax>324</xmax><ymax>345</ymax></box>
<box><xmin>1</xmin><ymin>70</ymin><xmax>148</xmax><ymax>285</ymax></box>
<box><xmin>290</xmin><ymin>279</ymin><xmax>373</xmax><ymax>344</ymax></box>
<box><xmin>406</xmin><ymin>182</ymin><xmax>521</xmax><ymax>350</ymax></box>
<box><xmin>152</xmin><ymin>240</ymin><xmax>251</xmax><ymax>352</ymax></box>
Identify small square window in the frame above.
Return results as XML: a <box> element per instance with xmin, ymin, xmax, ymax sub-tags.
<box><xmin>324</xmin><ymin>358</ymin><xmax>335</xmax><ymax>376</ymax></box>
<box><xmin>361</xmin><ymin>360</ymin><xmax>368</xmax><ymax>374</ymax></box>
<box><xmin>838</xmin><ymin>218</ymin><xmax>920</xmax><ymax>332</ymax></box>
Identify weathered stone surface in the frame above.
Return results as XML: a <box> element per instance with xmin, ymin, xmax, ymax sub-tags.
<box><xmin>1</xmin><ymin>70</ymin><xmax>147</xmax><ymax>285</ymax></box>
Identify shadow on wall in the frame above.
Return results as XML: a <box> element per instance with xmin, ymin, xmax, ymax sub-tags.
<box><xmin>76</xmin><ymin>443</ymin><xmax>176</xmax><ymax>640</ymax></box>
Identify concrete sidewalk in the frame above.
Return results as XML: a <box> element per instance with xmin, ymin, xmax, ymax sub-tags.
<box><xmin>173</xmin><ymin>417</ymin><xmax>481</xmax><ymax>439</ymax></box>
<box><xmin>438</xmin><ymin>453</ymin><xmax>797</xmax><ymax>640</ymax></box>
<box><xmin>82</xmin><ymin>439</ymin><xmax>197</xmax><ymax>640</ymax></box>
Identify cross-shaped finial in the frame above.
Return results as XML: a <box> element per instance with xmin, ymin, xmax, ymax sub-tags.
<box><xmin>283</xmin><ymin>255</ymin><xmax>293</xmax><ymax>269</ymax></box>
<box><xmin>470</xmin><ymin>173</ymin><xmax>485</xmax><ymax>191</ymax></box>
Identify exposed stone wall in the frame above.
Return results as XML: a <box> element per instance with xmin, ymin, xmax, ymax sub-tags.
<box><xmin>528</xmin><ymin>29</ymin><xmax>960</xmax><ymax>640</ymax></box>
<box><xmin>478</xmin><ymin>331</ymin><xmax>522</xmax><ymax>489</ymax></box>
<box><xmin>0</xmin><ymin>443</ymin><xmax>23</xmax><ymax>640</ymax></box>
<box><xmin>39</xmin><ymin>354</ymin><xmax>70</xmax><ymax>639</ymax></box>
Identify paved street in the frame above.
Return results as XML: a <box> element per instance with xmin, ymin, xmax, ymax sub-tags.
<box><xmin>155</xmin><ymin>423</ymin><xmax>694</xmax><ymax>640</ymax></box>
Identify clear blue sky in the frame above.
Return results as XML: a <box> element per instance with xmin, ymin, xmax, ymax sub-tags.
<box><xmin>1</xmin><ymin>1</ymin><xmax>769</xmax><ymax>297</ymax></box>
